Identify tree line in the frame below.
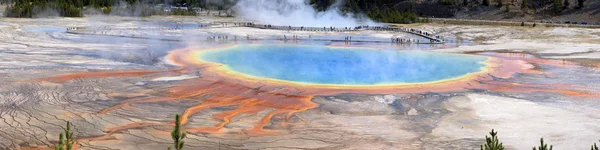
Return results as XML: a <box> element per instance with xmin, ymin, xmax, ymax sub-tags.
<box><xmin>3</xmin><ymin>0</ymin><xmax>87</xmax><ymax>17</ymax></box>
<box><xmin>2</xmin><ymin>0</ymin><xmax>591</xmax><ymax>22</ymax></box>
<box><xmin>3</xmin><ymin>0</ymin><xmax>424</xmax><ymax>23</ymax></box>
<box><xmin>310</xmin><ymin>0</ymin><xmax>426</xmax><ymax>24</ymax></box>
<box><xmin>310</xmin><ymin>0</ymin><xmax>590</xmax><ymax>23</ymax></box>
<box><xmin>1</xmin><ymin>0</ymin><xmax>233</xmax><ymax>17</ymax></box>
<box><xmin>478</xmin><ymin>0</ymin><xmax>587</xmax><ymax>14</ymax></box>
<box><xmin>443</xmin><ymin>0</ymin><xmax>587</xmax><ymax>14</ymax></box>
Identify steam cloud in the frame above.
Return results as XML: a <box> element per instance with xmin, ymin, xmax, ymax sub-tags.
<box><xmin>234</xmin><ymin>0</ymin><xmax>375</xmax><ymax>27</ymax></box>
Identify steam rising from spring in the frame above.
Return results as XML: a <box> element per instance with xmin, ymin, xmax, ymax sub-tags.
<box><xmin>234</xmin><ymin>0</ymin><xmax>375</xmax><ymax>27</ymax></box>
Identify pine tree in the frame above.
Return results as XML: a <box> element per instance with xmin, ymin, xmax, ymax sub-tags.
<box><xmin>481</xmin><ymin>129</ymin><xmax>504</xmax><ymax>150</ymax></box>
<box><xmin>522</xmin><ymin>0</ymin><xmax>529</xmax><ymax>9</ymax></box>
<box><xmin>168</xmin><ymin>114</ymin><xmax>186</xmax><ymax>150</ymax></box>
<box><xmin>553</xmin><ymin>0</ymin><xmax>563</xmax><ymax>13</ymax></box>
<box><xmin>592</xmin><ymin>140</ymin><xmax>599</xmax><ymax>150</ymax></box>
<box><xmin>533</xmin><ymin>138</ymin><xmax>553</xmax><ymax>150</ymax></box>
<box><xmin>497</xmin><ymin>0</ymin><xmax>503</xmax><ymax>7</ymax></box>
<box><xmin>54</xmin><ymin>121</ymin><xmax>74</xmax><ymax>150</ymax></box>
<box><xmin>563</xmin><ymin>0</ymin><xmax>570</xmax><ymax>9</ymax></box>
<box><xmin>440</xmin><ymin>0</ymin><xmax>454</xmax><ymax>5</ymax></box>
<box><xmin>577</xmin><ymin>0</ymin><xmax>585</xmax><ymax>8</ymax></box>
<box><xmin>483</xmin><ymin>0</ymin><xmax>490</xmax><ymax>6</ymax></box>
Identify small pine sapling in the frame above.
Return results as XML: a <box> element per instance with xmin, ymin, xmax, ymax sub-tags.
<box><xmin>55</xmin><ymin>121</ymin><xmax>74</xmax><ymax>150</ymax></box>
<box><xmin>481</xmin><ymin>129</ymin><xmax>504</xmax><ymax>150</ymax></box>
<box><xmin>169</xmin><ymin>114</ymin><xmax>186</xmax><ymax>150</ymax></box>
<box><xmin>533</xmin><ymin>138</ymin><xmax>553</xmax><ymax>150</ymax></box>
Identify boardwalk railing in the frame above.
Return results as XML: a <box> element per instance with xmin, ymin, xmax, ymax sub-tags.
<box><xmin>65</xmin><ymin>22</ymin><xmax>446</xmax><ymax>44</ymax></box>
<box><xmin>243</xmin><ymin>23</ymin><xmax>445</xmax><ymax>43</ymax></box>
<box><xmin>362</xmin><ymin>26</ymin><xmax>445</xmax><ymax>43</ymax></box>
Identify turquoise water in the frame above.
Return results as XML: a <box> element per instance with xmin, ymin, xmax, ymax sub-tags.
<box><xmin>23</xmin><ymin>27</ymin><xmax>67</xmax><ymax>33</ymax></box>
<box><xmin>198</xmin><ymin>45</ymin><xmax>488</xmax><ymax>85</ymax></box>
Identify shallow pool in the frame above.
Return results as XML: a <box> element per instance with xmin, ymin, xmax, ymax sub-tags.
<box><xmin>22</xmin><ymin>27</ymin><xmax>67</xmax><ymax>33</ymax></box>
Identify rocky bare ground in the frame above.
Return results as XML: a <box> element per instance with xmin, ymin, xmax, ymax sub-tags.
<box><xmin>0</xmin><ymin>16</ymin><xmax>599</xmax><ymax>150</ymax></box>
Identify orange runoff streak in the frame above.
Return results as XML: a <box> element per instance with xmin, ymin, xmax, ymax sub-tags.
<box><xmin>26</xmin><ymin>47</ymin><xmax>600</xmax><ymax>145</ymax></box>
<box><xmin>35</xmin><ymin>70</ymin><xmax>169</xmax><ymax>83</ymax></box>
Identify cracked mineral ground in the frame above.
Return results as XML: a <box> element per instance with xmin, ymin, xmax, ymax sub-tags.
<box><xmin>1</xmin><ymin>16</ymin><xmax>600</xmax><ymax>150</ymax></box>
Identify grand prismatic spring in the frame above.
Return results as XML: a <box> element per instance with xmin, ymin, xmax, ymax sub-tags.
<box><xmin>196</xmin><ymin>45</ymin><xmax>488</xmax><ymax>86</ymax></box>
<box><xmin>1</xmin><ymin>7</ymin><xmax>600</xmax><ymax>150</ymax></box>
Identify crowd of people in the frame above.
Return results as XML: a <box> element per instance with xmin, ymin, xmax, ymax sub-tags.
<box><xmin>251</xmin><ymin>24</ymin><xmax>444</xmax><ymax>42</ymax></box>
<box><xmin>344</xmin><ymin>36</ymin><xmax>352</xmax><ymax>41</ymax></box>
<box><xmin>207</xmin><ymin>35</ymin><xmax>230</xmax><ymax>40</ymax></box>
<box><xmin>283</xmin><ymin>35</ymin><xmax>303</xmax><ymax>40</ymax></box>
<box><xmin>258</xmin><ymin>24</ymin><xmax>362</xmax><ymax>32</ymax></box>
<box><xmin>66</xmin><ymin>22</ymin><xmax>445</xmax><ymax>44</ymax></box>
<box><xmin>205</xmin><ymin>34</ymin><xmax>252</xmax><ymax>41</ymax></box>
<box><xmin>201</xmin><ymin>22</ymin><xmax>444</xmax><ymax>43</ymax></box>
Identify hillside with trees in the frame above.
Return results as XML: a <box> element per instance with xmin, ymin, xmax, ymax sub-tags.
<box><xmin>314</xmin><ymin>0</ymin><xmax>599</xmax><ymax>22</ymax></box>
<box><xmin>0</xmin><ymin>0</ymin><xmax>224</xmax><ymax>17</ymax></box>
<box><xmin>1</xmin><ymin>0</ymin><xmax>598</xmax><ymax>23</ymax></box>
<box><xmin>450</xmin><ymin>0</ymin><xmax>599</xmax><ymax>22</ymax></box>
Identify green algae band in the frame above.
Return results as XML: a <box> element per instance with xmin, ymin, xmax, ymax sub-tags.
<box><xmin>198</xmin><ymin>45</ymin><xmax>488</xmax><ymax>85</ymax></box>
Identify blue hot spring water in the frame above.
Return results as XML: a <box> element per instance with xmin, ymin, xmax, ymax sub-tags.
<box><xmin>22</xmin><ymin>27</ymin><xmax>67</xmax><ymax>33</ymax></box>
<box><xmin>198</xmin><ymin>45</ymin><xmax>488</xmax><ymax>85</ymax></box>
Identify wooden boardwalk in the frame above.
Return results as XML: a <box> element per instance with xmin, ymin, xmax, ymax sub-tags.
<box><xmin>65</xmin><ymin>22</ymin><xmax>446</xmax><ymax>44</ymax></box>
<box><xmin>244</xmin><ymin>23</ymin><xmax>445</xmax><ymax>43</ymax></box>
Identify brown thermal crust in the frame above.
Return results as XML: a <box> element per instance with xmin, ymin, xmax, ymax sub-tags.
<box><xmin>33</xmin><ymin>46</ymin><xmax>600</xmax><ymax>143</ymax></box>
